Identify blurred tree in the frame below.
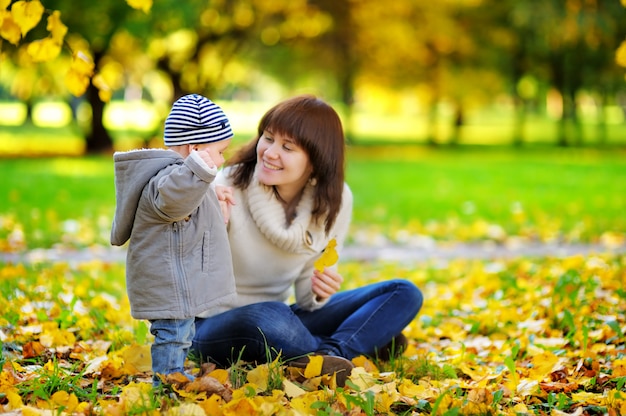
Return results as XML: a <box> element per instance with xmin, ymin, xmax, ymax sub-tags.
<box><xmin>492</xmin><ymin>0</ymin><xmax>625</xmax><ymax>146</ymax></box>
<box><xmin>2</xmin><ymin>0</ymin><xmax>331</xmax><ymax>153</ymax></box>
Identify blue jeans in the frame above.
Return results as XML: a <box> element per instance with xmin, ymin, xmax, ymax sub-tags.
<box><xmin>191</xmin><ymin>279</ymin><xmax>422</xmax><ymax>367</ymax></box>
<box><xmin>149</xmin><ymin>318</ymin><xmax>195</xmax><ymax>385</ymax></box>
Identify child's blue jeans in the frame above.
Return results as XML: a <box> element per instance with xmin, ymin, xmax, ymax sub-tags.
<box><xmin>149</xmin><ymin>318</ymin><xmax>195</xmax><ymax>386</ymax></box>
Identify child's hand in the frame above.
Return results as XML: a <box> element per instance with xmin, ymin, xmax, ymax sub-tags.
<box><xmin>215</xmin><ymin>185</ymin><xmax>236</xmax><ymax>223</ymax></box>
<box><xmin>195</xmin><ymin>148</ymin><xmax>216</xmax><ymax>169</ymax></box>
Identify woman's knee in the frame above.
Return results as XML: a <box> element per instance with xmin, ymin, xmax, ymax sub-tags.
<box><xmin>391</xmin><ymin>279</ymin><xmax>423</xmax><ymax>314</ymax></box>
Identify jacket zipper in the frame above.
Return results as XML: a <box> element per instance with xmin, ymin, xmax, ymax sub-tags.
<box><xmin>173</xmin><ymin>221</ymin><xmax>190</xmax><ymax>317</ymax></box>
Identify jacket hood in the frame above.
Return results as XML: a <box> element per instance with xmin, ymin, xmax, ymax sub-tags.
<box><xmin>110</xmin><ymin>149</ymin><xmax>183</xmax><ymax>246</ymax></box>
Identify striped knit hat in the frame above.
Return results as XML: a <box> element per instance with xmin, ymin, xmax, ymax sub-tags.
<box><xmin>164</xmin><ymin>94</ymin><xmax>233</xmax><ymax>146</ymax></box>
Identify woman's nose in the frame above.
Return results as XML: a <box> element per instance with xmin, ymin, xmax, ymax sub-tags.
<box><xmin>264</xmin><ymin>144</ymin><xmax>279</xmax><ymax>158</ymax></box>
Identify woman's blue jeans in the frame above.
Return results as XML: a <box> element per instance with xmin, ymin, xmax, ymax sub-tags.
<box><xmin>191</xmin><ymin>279</ymin><xmax>423</xmax><ymax>367</ymax></box>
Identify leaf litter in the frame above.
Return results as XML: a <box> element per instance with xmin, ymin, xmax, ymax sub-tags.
<box><xmin>0</xmin><ymin>253</ymin><xmax>625</xmax><ymax>415</ymax></box>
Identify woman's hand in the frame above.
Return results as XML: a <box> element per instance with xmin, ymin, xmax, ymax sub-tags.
<box><xmin>215</xmin><ymin>185</ymin><xmax>236</xmax><ymax>224</ymax></box>
<box><xmin>312</xmin><ymin>268</ymin><xmax>343</xmax><ymax>301</ymax></box>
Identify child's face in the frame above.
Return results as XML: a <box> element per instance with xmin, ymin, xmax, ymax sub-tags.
<box><xmin>193</xmin><ymin>138</ymin><xmax>232</xmax><ymax>168</ymax></box>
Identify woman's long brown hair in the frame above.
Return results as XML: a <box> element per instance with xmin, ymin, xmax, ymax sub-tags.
<box><xmin>226</xmin><ymin>95</ymin><xmax>346</xmax><ymax>234</ymax></box>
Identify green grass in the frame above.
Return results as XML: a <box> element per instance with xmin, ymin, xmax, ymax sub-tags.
<box><xmin>346</xmin><ymin>145</ymin><xmax>626</xmax><ymax>242</ymax></box>
<box><xmin>1</xmin><ymin>144</ymin><xmax>625</xmax><ymax>250</ymax></box>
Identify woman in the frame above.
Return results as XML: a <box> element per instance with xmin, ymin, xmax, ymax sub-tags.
<box><xmin>191</xmin><ymin>95</ymin><xmax>423</xmax><ymax>382</ymax></box>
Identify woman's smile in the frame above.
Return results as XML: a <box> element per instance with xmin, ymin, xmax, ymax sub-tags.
<box><xmin>262</xmin><ymin>160</ymin><xmax>282</xmax><ymax>171</ymax></box>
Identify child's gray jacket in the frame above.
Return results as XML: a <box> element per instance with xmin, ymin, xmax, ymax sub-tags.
<box><xmin>111</xmin><ymin>149</ymin><xmax>236</xmax><ymax>320</ymax></box>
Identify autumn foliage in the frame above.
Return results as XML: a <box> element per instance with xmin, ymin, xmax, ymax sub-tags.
<box><xmin>1</xmin><ymin>253</ymin><xmax>625</xmax><ymax>415</ymax></box>
<box><xmin>0</xmin><ymin>0</ymin><xmax>151</xmax><ymax>99</ymax></box>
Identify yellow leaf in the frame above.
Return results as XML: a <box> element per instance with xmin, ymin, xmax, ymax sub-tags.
<box><xmin>290</xmin><ymin>391</ymin><xmax>326</xmax><ymax>413</ymax></box>
<box><xmin>223</xmin><ymin>396</ymin><xmax>258</xmax><ymax>416</ymax></box>
<box><xmin>348</xmin><ymin>366</ymin><xmax>378</xmax><ymax>390</ymax></box>
<box><xmin>0</xmin><ymin>10</ymin><xmax>21</xmax><ymax>44</ymax></box>
<box><xmin>208</xmin><ymin>368</ymin><xmax>230</xmax><ymax>384</ymax></box>
<box><xmin>65</xmin><ymin>66</ymin><xmax>91</xmax><ymax>97</ymax></box>
<box><xmin>47</xmin><ymin>10</ymin><xmax>67</xmax><ymax>43</ymax></box>
<box><xmin>119</xmin><ymin>382</ymin><xmax>154</xmax><ymax>411</ymax></box>
<box><xmin>11</xmin><ymin>0</ymin><xmax>44</xmax><ymax>36</ymax></box>
<box><xmin>21</xmin><ymin>407</ymin><xmax>42</xmax><ymax>416</ymax></box>
<box><xmin>121</xmin><ymin>344</ymin><xmax>152</xmax><ymax>373</ymax></box>
<box><xmin>616</xmin><ymin>41</ymin><xmax>626</xmax><ymax>68</ymax></box>
<box><xmin>51</xmin><ymin>391</ymin><xmax>79</xmax><ymax>413</ymax></box>
<box><xmin>26</xmin><ymin>37</ymin><xmax>62</xmax><ymax>62</ymax></box>
<box><xmin>303</xmin><ymin>355</ymin><xmax>324</xmax><ymax>378</ymax></box>
<box><xmin>398</xmin><ymin>379</ymin><xmax>438</xmax><ymax>400</ymax></box>
<box><xmin>198</xmin><ymin>394</ymin><xmax>224</xmax><ymax>416</ymax></box>
<box><xmin>4</xmin><ymin>390</ymin><xmax>24</xmax><ymax>410</ymax></box>
<box><xmin>314</xmin><ymin>238</ymin><xmax>338</xmax><ymax>272</ymax></box>
<box><xmin>246</xmin><ymin>364</ymin><xmax>269</xmax><ymax>391</ymax></box>
<box><xmin>93</xmin><ymin>73</ymin><xmax>112</xmax><ymax>102</ymax></box>
<box><xmin>126</xmin><ymin>0</ymin><xmax>152</xmax><ymax>13</ymax></box>
<box><xmin>71</xmin><ymin>50</ymin><xmax>95</xmax><ymax>75</ymax></box>
<box><xmin>352</xmin><ymin>355</ymin><xmax>378</xmax><ymax>372</ymax></box>
<box><xmin>282</xmin><ymin>379</ymin><xmax>306</xmax><ymax>398</ymax></box>
<box><xmin>163</xmin><ymin>403</ymin><xmax>205</xmax><ymax>416</ymax></box>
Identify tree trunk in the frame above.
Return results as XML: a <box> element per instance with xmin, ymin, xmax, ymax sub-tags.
<box><xmin>84</xmin><ymin>81</ymin><xmax>114</xmax><ymax>154</ymax></box>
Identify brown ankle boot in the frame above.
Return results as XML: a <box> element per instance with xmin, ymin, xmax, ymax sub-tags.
<box><xmin>287</xmin><ymin>354</ymin><xmax>355</xmax><ymax>387</ymax></box>
<box><xmin>375</xmin><ymin>333</ymin><xmax>408</xmax><ymax>361</ymax></box>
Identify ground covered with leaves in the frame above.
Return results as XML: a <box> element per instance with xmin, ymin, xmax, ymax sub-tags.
<box><xmin>1</xmin><ymin>253</ymin><xmax>625</xmax><ymax>415</ymax></box>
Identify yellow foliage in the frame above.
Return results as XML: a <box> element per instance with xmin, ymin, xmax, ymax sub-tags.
<box><xmin>290</xmin><ymin>390</ymin><xmax>327</xmax><ymax>414</ymax></box>
<box><xmin>246</xmin><ymin>364</ymin><xmax>269</xmax><ymax>391</ymax></box>
<box><xmin>208</xmin><ymin>368</ymin><xmax>230</xmax><ymax>384</ymax></box>
<box><xmin>198</xmin><ymin>394</ymin><xmax>224</xmax><ymax>416</ymax></box>
<box><xmin>119</xmin><ymin>382</ymin><xmax>155</xmax><ymax>412</ymax></box>
<box><xmin>49</xmin><ymin>391</ymin><xmax>80</xmax><ymax>413</ymax></box>
<box><xmin>10</xmin><ymin>0</ymin><xmax>43</xmax><ymax>37</ymax></box>
<box><xmin>222</xmin><ymin>396</ymin><xmax>258</xmax><ymax>416</ymax></box>
<box><xmin>65</xmin><ymin>51</ymin><xmax>94</xmax><ymax>96</ymax></box>
<box><xmin>93</xmin><ymin>73</ymin><xmax>113</xmax><ymax>102</ymax></box>
<box><xmin>27</xmin><ymin>37</ymin><xmax>62</xmax><ymax>62</ymax></box>
<box><xmin>47</xmin><ymin>10</ymin><xmax>67</xmax><ymax>42</ymax></box>
<box><xmin>282</xmin><ymin>378</ymin><xmax>306</xmax><ymax>398</ymax></box>
<box><xmin>0</xmin><ymin>10</ymin><xmax>21</xmax><ymax>44</ymax></box>
<box><xmin>121</xmin><ymin>343</ymin><xmax>152</xmax><ymax>373</ymax></box>
<box><xmin>126</xmin><ymin>0</ymin><xmax>152</xmax><ymax>13</ymax></box>
<box><xmin>303</xmin><ymin>354</ymin><xmax>323</xmax><ymax>378</ymax></box>
<box><xmin>164</xmin><ymin>403</ymin><xmax>206</xmax><ymax>416</ymax></box>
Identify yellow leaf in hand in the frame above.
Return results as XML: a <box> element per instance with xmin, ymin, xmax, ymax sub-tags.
<box><xmin>126</xmin><ymin>0</ymin><xmax>152</xmax><ymax>13</ymax></box>
<box><xmin>11</xmin><ymin>0</ymin><xmax>44</xmax><ymax>36</ymax></box>
<box><xmin>314</xmin><ymin>238</ymin><xmax>338</xmax><ymax>272</ymax></box>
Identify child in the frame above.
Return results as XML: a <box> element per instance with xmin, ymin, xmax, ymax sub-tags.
<box><xmin>110</xmin><ymin>94</ymin><xmax>237</xmax><ymax>385</ymax></box>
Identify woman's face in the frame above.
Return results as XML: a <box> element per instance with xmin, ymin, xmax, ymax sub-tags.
<box><xmin>255</xmin><ymin>130</ymin><xmax>313</xmax><ymax>201</ymax></box>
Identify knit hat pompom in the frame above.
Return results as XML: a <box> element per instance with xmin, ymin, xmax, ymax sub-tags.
<box><xmin>164</xmin><ymin>94</ymin><xmax>233</xmax><ymax>146</ymax></box>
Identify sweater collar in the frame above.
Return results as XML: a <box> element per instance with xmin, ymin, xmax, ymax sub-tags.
<box><xmin>246</xmin><ymin>173</ymin><xmax>326</xmax><ymax>253</ymax></box>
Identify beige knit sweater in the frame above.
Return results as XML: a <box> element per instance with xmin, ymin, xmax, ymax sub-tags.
<box><xmin>213</xmin><ymin>167</ymin><xmax>353</xmax><ymax>313</ymax></box>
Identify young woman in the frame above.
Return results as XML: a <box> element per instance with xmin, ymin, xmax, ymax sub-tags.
<box><xmin>191</xmin><ymin>95</ymin><xmax>423</xmax><ymax>383</ymax></box>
